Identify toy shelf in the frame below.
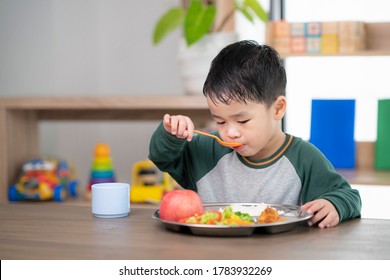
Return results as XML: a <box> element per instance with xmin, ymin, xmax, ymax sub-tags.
<box><xmin>0</xmin><ymin>96</ymin><xmax>211</xmax><ymax>203</ymax></box>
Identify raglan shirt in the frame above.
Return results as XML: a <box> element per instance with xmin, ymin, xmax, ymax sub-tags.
<box><xmin>149</xmin><ymin>122</ymin><xmax>361</xmax><ymax>222</ymax></box>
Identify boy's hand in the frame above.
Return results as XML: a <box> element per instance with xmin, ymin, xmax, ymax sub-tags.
<box><xmin>163</xmin><ymin>114</ymin><xmax>194</xmax><ymax>141</ymax></box>
<box><xmin>301</xmin><ymin>199</ymin><xmax>340</xmax><ymax>228</ymax></box>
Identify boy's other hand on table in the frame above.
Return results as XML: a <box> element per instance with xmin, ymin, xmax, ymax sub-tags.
<box><xmin>301</xmin><ymin>199</ymin><xmax>340</xmax><ymax>228</ymax></box>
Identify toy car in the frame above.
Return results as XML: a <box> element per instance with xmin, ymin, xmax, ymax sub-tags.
<box><xmin>8</xmin><ymin>158</ymin><xmax>78</xmax><ymax>202</ymax></box>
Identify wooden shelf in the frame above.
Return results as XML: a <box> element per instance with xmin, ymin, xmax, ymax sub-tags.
<box><xmin>278</xmin><ymin>50</ymin><xmax>390</xmax><ymax>58</ymax></box>
<box><xmin>0</xmin><ymin>96</ymin><xmax>210</xmax><ymax>203</ymax></box>
<box><xmin>0</xmin><ymin>96</ymin><xmax>210</xmax><ymax>120</ymax></box>
<box><xmin>0</xmin><ymin>96</ymin><xmax>208</xmax><ymax>109</ymax></box>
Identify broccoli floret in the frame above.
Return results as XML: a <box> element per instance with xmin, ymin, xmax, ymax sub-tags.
<box><xmin>234</xmin><ymin>211</ymin><xmax>254</xmax><ymax>222</ymax></box>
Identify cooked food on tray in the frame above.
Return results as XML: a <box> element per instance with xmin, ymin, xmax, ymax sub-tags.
<box><xmin>178</xmin><ymin>205</ymin><xmax>255</xmax><ymax>226</ymax></box>
<box><xmin>175</xmin><ymin>204</ymin><xmax>286</xmax><ymax>226</ymax></box>
<box><xmin>257</xmin><ymin>206</ymin><xmax>286</xmax><ymax>224</ymax></box>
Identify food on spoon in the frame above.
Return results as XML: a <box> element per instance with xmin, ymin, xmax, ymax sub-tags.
<box><xmin>257</xmin><ymin>206</ymin><xmax>286</xmax><ymax>224</ymax></box>
<box><xmin>159</xmin><ymin>189</ymin><xmax>204</xmax><ymax>222</ymax></box>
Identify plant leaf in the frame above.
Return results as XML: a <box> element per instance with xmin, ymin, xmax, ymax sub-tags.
<box><xmin>243</xmin><ymin>0</ymin><xmax>268</xmax><ymax>23</ymax></box>
<box><xmin>237</xmin><ymin>6</ymin><xmax>254</xmax><ymax>23</ymax></box>
<box><xmin>184</xmin><ymin>0</ymin><xmax>216</xmax><ymax>46</ymax></box>
<box><xmin>153</xmin><ymin>7</ymin><xmax>185</xmax><ymax>45</ymax></box>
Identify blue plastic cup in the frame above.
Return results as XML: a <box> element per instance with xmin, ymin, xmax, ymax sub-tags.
<box><xmin>92</xmin><ymin>182</ymin><xmax>130</xmax><ymax>218</ymax></box>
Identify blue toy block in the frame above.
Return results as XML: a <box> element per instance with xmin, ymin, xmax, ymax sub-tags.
<box><xmin>309</xmin><ymin>99</ymin><xmax>356</xmax><ymax>169</ymax></box>
<box><xmin>305</xmin><ymin>22</ymin><xmax>322</xmax><ymax>37</ymax></box>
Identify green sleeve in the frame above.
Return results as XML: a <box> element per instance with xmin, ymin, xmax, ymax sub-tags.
<box><xmin>292</xmin><ymin>140</ymin><xmax>362</xmax><ymax>222</ymax></box>
<box><xmin>148</xmin><ymin>122</ymin><xmax>198</xmax><ymax>191</ymax></box>
<box><xmin>148</xmin><ymin>122</ymin><xmax>233</xmax><ymax>191</ymax></box>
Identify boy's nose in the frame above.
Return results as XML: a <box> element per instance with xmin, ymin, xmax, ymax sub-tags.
<box><xmin>226</xmin><ymin>126</ymin><xmax>240</xmax><ymax>139</ymax></box>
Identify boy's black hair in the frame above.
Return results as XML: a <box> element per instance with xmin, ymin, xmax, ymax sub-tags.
<box><xmin>203</xmin><ymin>40</ymin><xmax>286</xmax><ymax>108</ymax></box>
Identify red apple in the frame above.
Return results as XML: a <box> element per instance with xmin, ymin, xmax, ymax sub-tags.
<box><xmin>159</xmin><ymin>189</ymin><xmax>204</xmax><ymax>222</ymax></box>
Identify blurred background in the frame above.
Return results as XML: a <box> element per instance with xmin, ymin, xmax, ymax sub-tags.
<box><xmin>1</xmin><ymin>0</ymin><xmax>389</xmax><ymax>210</ymax></box>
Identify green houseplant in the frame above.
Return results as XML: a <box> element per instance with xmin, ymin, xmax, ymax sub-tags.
<box><xmin>153</xmin><ymin>0</ymin><xmax>269</xmax><ymax>95</ymax></box>
<box><xmin>153</xmin><ymin>0</ymin><xmax>268</xmax><ymax>47</ymax></box>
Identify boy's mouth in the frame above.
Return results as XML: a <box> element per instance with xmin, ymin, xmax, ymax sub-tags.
<box><xmin>233</xmin><ymin>144</ymin><xmax>245</xmax><ymax>152</ymax></box>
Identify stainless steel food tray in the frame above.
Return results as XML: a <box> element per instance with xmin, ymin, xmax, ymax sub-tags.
<box><xmin>152</xmin><ymin>203</ymin><xmax>313</xmax><ymax>236</ymax></box>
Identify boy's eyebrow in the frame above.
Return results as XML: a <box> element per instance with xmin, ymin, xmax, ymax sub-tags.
<box><xmin>211</xmin><ymin>112</ymin><xmax>249</xmax><ymax>119</ymax></box>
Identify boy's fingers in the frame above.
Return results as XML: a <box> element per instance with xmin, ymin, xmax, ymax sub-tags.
<box><xmin>163</xmin><ymin>114</ymin><xmax>171</xmax><ymax>124</ymax></box>
<box><xmin>163</xmin><ymin>114</ymin><xmax>172</xmax><ymax>132</ymax></box>
<box><xmin>185</xmin><ymin>117</ymin><xmax>194</xmax><ymax>141</ymax></box>
<box><xmin>162</xmin><ymin>114</ymin><xmax>194</xmax><ymax>141</ymax></box>
<box><xmin>318</xmin><ymin>213</ymin><xmax>339</xmax><ymax>228</ymax></box>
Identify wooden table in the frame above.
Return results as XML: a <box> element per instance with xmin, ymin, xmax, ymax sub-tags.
<box><xmin>1</xmin><ymin>203</ymin><xmax>389</xmax><ymax>260</ymax></box>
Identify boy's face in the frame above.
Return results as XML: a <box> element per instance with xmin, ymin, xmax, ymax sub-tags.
<box><xmin>206</xmin><ymin>96</ymin><xmax>286</xmax><ymax>161</ymax></box>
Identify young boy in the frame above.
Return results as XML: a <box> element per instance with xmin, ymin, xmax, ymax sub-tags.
<box><xmin>149</xmin><ymin>40</ymin><xmax>361</xmax><ymax>228</ymax></box>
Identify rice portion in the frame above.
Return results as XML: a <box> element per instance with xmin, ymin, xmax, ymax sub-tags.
<box><xmin>230</xmin><ymin>203</ymin><xmax>268</xmax><ymax>216</ymax></box>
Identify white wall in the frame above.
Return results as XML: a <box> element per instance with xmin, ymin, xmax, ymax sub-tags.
<box><xmin>0</xmin><ymin>0</ymin><xmax>183</xmax><ymax>96</ymax></box>
<box><xmin>0</xmin><ymin>0</ymin><xmax>183</xmax><ymax>192</ymax></box>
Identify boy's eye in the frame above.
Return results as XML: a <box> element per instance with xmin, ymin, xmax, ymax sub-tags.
<box><xmin>238</xmin><ymin>119</ymin><xmax>250</xmax><ymax>124</ymax></box>
<box><xmin>216</xmin><ymin>121</ymin><xmax>225</xmax><ymax>125</ymax></box>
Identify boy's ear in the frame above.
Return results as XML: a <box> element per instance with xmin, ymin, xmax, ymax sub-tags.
<box><xmin>273</xmin><ymin>96</ymin><xmax>286</xmax><ymax>120</ymax></box>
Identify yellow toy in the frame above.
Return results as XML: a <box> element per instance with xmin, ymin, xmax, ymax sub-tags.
<box><xmin>130</xmin><ymin>159</ymin><xmax>178</xmax><ymax>203</ymax></box>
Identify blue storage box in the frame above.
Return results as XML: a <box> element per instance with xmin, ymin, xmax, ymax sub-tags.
<box><xmin>309</xmin><ymin>99</ymin><xmax>356</xmax><ymax>169</ymax></box>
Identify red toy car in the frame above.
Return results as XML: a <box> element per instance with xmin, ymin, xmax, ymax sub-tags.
<box><xmin>8</xmin><ymin>158</ymin><xmax>78</xmax><ymax>202</ymax></box>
